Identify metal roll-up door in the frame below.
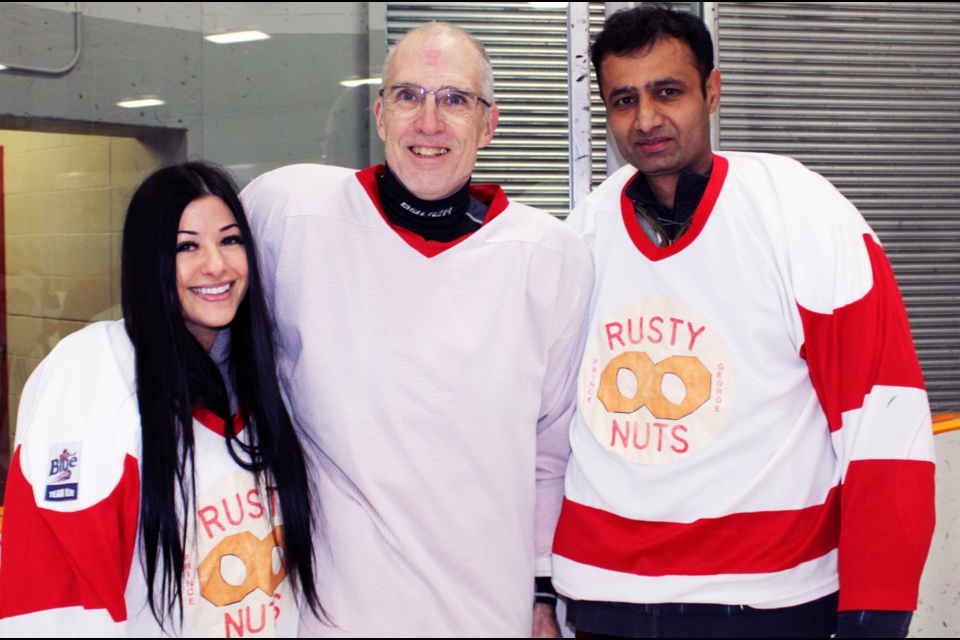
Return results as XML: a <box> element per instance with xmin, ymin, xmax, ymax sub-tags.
<box><xmin>718</xmin><ymin>2</ymin><xmax>960</xmax><ymax>411</ymax></box>
<box><xmin>386</xmin><ymin>2</ymin><xmax>608</xmax><ymax>216</ymax></box>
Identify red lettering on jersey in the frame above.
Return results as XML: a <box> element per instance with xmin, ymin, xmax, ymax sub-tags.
<box><xmin>671</xmin><ymin>425</ymin><xmax>689</xmax><ymax>453</ymax></box>
<box><xmin>225</xmin><ymin>609</ymin><xmax>244</xmax><ymax>637</ymax></box>
<box><xmin>223</xmin><ymin>494</ymin><xmax>244</xmax><ymax>527</ymax></box>
<box><xmin>653</xmin><ymin>423</ymin><xmax>669</xmax><ymax>451</ymax></box>
<box><xmin>628</xmin><ymin>318</ymin><xmax>644</xmax><ymax>344</ymax></box>
<box><xmin>247</xmin><ymin>489</ymin><xmax>264</xmax><ymax>519</ymax></box>
<box><xmin>633</xmin><ymin>422</ymin><xmax>650</xmax><ymax>450</ymax></box>
<box><xmin>199</xmin><ymin>506</ymin><xmax>225</xmax><ymax>539</ymax></box>
<box><xmin>611</xmin><ymin>420</ymin><xmax>630</xmax><ymax>448</ymax></box>
<box><xmin>267</xmin><ymin>487</ymin><xmax>280</xmax><ymax>518</ymax></box>
<box><xmin>688</xmin><ymin>323</ymin><xmax>706</xmax><ymax>351</ymax></box>
<box><xmin>669</xmin><ymin>318</ymin><xmax>684</xmax><ymax>346</ymax></box>
<box><xmin>248</xmin><ymin>604</ymin><xmax>268</xmax><ymax>633</ymax></box>
<box><xmin>606</xmin><ymin>323</ymin><xmax>625</xmax><ymax>350</ymax></box>
<box><xmin>648</xmin><ymin>317</ymin><xmax>663</xmax><ymax>343</ymax></box>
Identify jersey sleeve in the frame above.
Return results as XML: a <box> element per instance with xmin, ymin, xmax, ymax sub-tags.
<box><xmin>781</xmin><ymin>164</ymin><xmax>936</xmax><ymax>612</ymax></box>
<box><xmin>0</xmin><ymin>323</ymin><xmax>142</xmax><ymax>636</ymax></box>
<box><xmin>239</xmin><ymin>176</ymin><xmax>282</xmax><ymax>311</ymax></box>
<box><xmin>534</xmin><ymin>240</ymin><xmax>594</xmax><ymax>577</ymax></box>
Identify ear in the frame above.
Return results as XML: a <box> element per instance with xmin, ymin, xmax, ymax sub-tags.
<box><xmin>374</xmin><ymin>97</ymin><xmax>387</xmax><ymax>142</ymax></box>
<box><xmin>706</xmin><ymin>68</ymin><xmax>721</xmax><ymax>115</ymax></box>
<box><xmin>477</xmin><ymin>104</ymin><xmax>499</xmax><ymax>149</ymax></box>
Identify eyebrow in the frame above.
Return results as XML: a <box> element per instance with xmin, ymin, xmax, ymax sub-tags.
<box><xmin>647</xmin><ymin>77</ymin><xmax>685</xmax><ymax>89</ymax></box>
<box><xmin>608</xmin><ymin>86</ymin><xmax>638</xmax><ymax>99</ymax></box>
<box><xmin>393</xmin><ymin>82</ymin><xmax>476</xmax><ymax>94</ymax></box>
<box><xmin>608</xmin><ymin>77</ymin><xmax>686</xmax><ymax>98</ymax></box>
<box><xmin>177</xmin><ymin>224</ymin><xmax>239</xmax><ymax>235</ymax></box>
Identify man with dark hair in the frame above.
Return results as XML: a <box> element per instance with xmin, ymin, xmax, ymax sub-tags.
<box><xmin>552</xmin><ymin>6</ymin><xmax>935</xmax><ymax>638</ymax></box>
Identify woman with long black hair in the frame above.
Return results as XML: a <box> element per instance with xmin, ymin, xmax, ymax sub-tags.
<box><xmin>0</xmin><ymin>162</ymin><xmax>318</xmax><ymax>636</ymax></box>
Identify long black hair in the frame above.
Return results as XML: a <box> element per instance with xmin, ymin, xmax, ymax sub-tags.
<box><xmin>121</xmin><ymin>162</ymin><xmax>318</xmax><ymax>623</ymax></box>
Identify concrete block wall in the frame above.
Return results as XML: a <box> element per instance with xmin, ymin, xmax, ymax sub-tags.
<box><xmin>0</xmin><ymin>129</ymin><xmax>167</xmax><ymax>441</ymax></box>
<box><xmin>0</xmin><ymin>3</ymin><xmax>372</xmax><ymax>185</ymax></box>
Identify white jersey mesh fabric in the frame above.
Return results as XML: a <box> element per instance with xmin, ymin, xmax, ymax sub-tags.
<box><xmin>240</xmin><ymin>164</ymin><xmax>593</xmax><ymax>637</ymax></box>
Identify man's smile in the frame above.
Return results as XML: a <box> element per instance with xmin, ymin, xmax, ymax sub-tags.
<box><xmin>410</xmin><ymin>145</ymin><xmax>450</xmax><ymax>157</ymax></box>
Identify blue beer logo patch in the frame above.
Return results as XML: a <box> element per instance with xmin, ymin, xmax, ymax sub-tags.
<box><xmin>45</xmin><ymin>442</ymin><xmax>80</xmax><ymax>502</ymax></box>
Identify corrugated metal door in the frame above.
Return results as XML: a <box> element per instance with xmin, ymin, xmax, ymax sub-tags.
<box><xmin>718</xmin><ymin>2</ymin><xmax>960</xmax><ymax>411</ymax></box>
<box><xmin>385</xmin><ymin>2</ymin><xmax>608</xmax><ymax>216</ymax></box>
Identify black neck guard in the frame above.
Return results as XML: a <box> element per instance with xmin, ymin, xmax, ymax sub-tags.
<box><xmin>378</xmin><ymin>165</ymin><xmax>484</xmax><ymax>243</ymax></box>
<box><xmin>626</xmin><ymin>167</ymin><xmax>711</xmax><ymax>243</ymax></box>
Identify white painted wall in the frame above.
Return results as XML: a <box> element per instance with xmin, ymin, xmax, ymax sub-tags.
<box><xmin>912</xmin><ymin>431</ymin><xmax>960</xmax><ymax>637</ymax></box>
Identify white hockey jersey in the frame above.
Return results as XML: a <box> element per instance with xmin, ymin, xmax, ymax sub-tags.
<box><xmin>553</xmin><ymin>152</ymin><xmax>936</xmax><ymax>612</ymax></box>
<box><xmin>239</xmin><ymin>164</ymin><xmax>593</xmax><ymax>636</ymax></box>
<box><xmin>0</xmin><ymin>321</ymin><xmax>299</xmax><ymax>637</ymax></box>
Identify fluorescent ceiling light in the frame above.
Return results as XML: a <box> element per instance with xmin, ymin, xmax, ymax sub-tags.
<box><xmin>340</xmin><ymin>78</ymin><xmax>382</xmax><ymax>88</ymax></box>
<box><xmin>205</xmin><ymin>30</ymin><xmax>271</xmax><ymax>44</ymax></box>
<box><xmin>117</xmin><ymin>98</ymin><xmax>165</xmax><ymax>109</ymax></box>
<box><xmin>528</xmin><ymin>2</ymin><xmax>569</xmax><ymax>7</ymax></box>
<box><xmin>0</xmin><ymin>65</ymin><xmax>7</xmax><ymax>71</ymax></box>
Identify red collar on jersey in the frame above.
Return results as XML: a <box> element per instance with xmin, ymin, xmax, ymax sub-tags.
<box><xmin>193</xmin><ymin>406</ymin><xmax>245</xmax><ymax>438</ymax></box>
<box><xmin>356</xmin><ymin>165</ymin><xmax>509</xmax><ymax>258</ymax></box>
<box><xmin>620</xmin><ymin>153</ymin><xmax>729</xmax><ymax>262</ymax></box>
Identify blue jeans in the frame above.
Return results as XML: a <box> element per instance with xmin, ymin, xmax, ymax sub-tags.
<box><xmin>567</xmin><ymin>592</ymin><xmax>839</xmax><ymax>638</ymax></box>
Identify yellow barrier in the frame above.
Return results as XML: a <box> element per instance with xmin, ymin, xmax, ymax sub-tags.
<box><xmin>933</xmin><ymin>413</ymin><xmax>960</xmax><ymax>435</ymax></box>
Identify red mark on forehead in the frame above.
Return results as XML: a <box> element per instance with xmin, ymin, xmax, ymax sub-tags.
<box><xmin>425</xmin><ymin>49</ymin><xmax>441</xmax><ymax>65</ymax></box>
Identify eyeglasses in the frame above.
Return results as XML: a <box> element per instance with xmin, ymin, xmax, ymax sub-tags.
<box><xmin>379</xmin><ymin>84</ymin><xmax>491</xmax><ymax>118</ymax></box>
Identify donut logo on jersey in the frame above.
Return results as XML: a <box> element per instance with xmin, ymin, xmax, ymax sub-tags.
<box><xmin>580</xmin><ymin>297</ymin><xmax>735</xmax><ymax>465</ymax></box>
<box><xmin>183</xmin><ymin>470</ymin><xmax>293</xmax><ymax>638</ymax></box>
<box><xmin>44</xmin><ymin>442</ymin><xmax>81</xmax><ymax>501</ymax></box>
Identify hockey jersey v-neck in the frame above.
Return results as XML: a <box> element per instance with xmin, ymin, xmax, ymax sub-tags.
<box><xmin>192</xmin><ymin>406</ymin><xmax>245</xmax><ymax>438</ymax></box>
<box><xmin>620</xmin><ymin>154</ymin><xmax>729</xmax><ymax>261</ymax></box>
<box><xmin>356</xmin><ymin>165</ymin><xmax>509</xmax><ymax>258</ymax></box>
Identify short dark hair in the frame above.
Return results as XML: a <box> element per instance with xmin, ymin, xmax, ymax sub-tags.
<box><xmin>591</xmin><ymin>6</ymin><xmax>714</xmax><ymax>96</ymax></box>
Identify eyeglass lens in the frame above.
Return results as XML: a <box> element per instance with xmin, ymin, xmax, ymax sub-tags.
<box><xmin>384</xmin><ymin>85</ymin><xmax>481</xmax><ymax>116</ymax></box>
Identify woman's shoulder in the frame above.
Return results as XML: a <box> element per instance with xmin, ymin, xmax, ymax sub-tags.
<box><xmin>14</xmin><ymin>320</ymin><xmax>142</xmax><ymax>509</ymax></box>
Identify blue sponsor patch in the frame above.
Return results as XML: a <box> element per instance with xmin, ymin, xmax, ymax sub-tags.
<box><xmin>45</xmin><ymin>483</ymin><xmax>78</xmax><ymax>501</ymax></box>
<box><xmin>45</xmin><ymin>442</ymin><xmax>81</xmax><ymax>502</ymax></box>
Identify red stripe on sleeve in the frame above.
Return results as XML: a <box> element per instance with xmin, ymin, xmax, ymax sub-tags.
<box><xmin>553</xmin><ymin>487</ymin><xmax>840</xmax><ymax>577</ymax></box>
<box><xmin>838</xmin><ymin>459</ymin><xmax>935</xmax><ymax>611</ymax></box>
<box><xmin>798</xmin><ymin>234</ymin><xmax>925</xmax><ymax>432</ymax></box>
<box><xmin>0</xmin><ymin>448</ymin><xmax>140</xmax><ymax>622</ymax></box>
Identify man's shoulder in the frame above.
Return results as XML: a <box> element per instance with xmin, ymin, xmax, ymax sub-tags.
<box><xmin>244</xmin><ymin>163</ymin><xmax>359</xmax><ymax>200</ymax></box>
<box><xmin>719</xmin><ymin>151</ymin><xmax>865</xmax><ymax>223</ymax></box>
<box><xmin>497</xmin><ymin>199</ymin><xmax>593</xmax><ymax>269</ymax></box>
<box><xmin>240</xmin><ymin>163</ymin><xmax>375</xmax><ymax>231</ymax></box>
<box><xmin>719</xmin><ymin>151</ymin><xmax>844</xmax><ymax>201</ymax></box>
<box><xmin>581</xmin><ymin>165</ymin><xmax>638</xmax><ymax>210</ymax></box>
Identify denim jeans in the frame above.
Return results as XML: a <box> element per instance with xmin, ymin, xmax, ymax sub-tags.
<box><xmin>567</xmin><ymin>591</ymin><xmax>839</xmax><ymax>638</ymax></box>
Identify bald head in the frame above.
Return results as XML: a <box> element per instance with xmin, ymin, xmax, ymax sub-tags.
<box><xmin>383</xmin><ymin>22</ymin><xmax>495</xmax><ymax>104</ymax></box>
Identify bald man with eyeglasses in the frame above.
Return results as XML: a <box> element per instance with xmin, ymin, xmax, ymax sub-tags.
<box><xmin>240</xmin><ymin>22</ymin><xmax>592</xmax><ymax>637</ymax></box>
